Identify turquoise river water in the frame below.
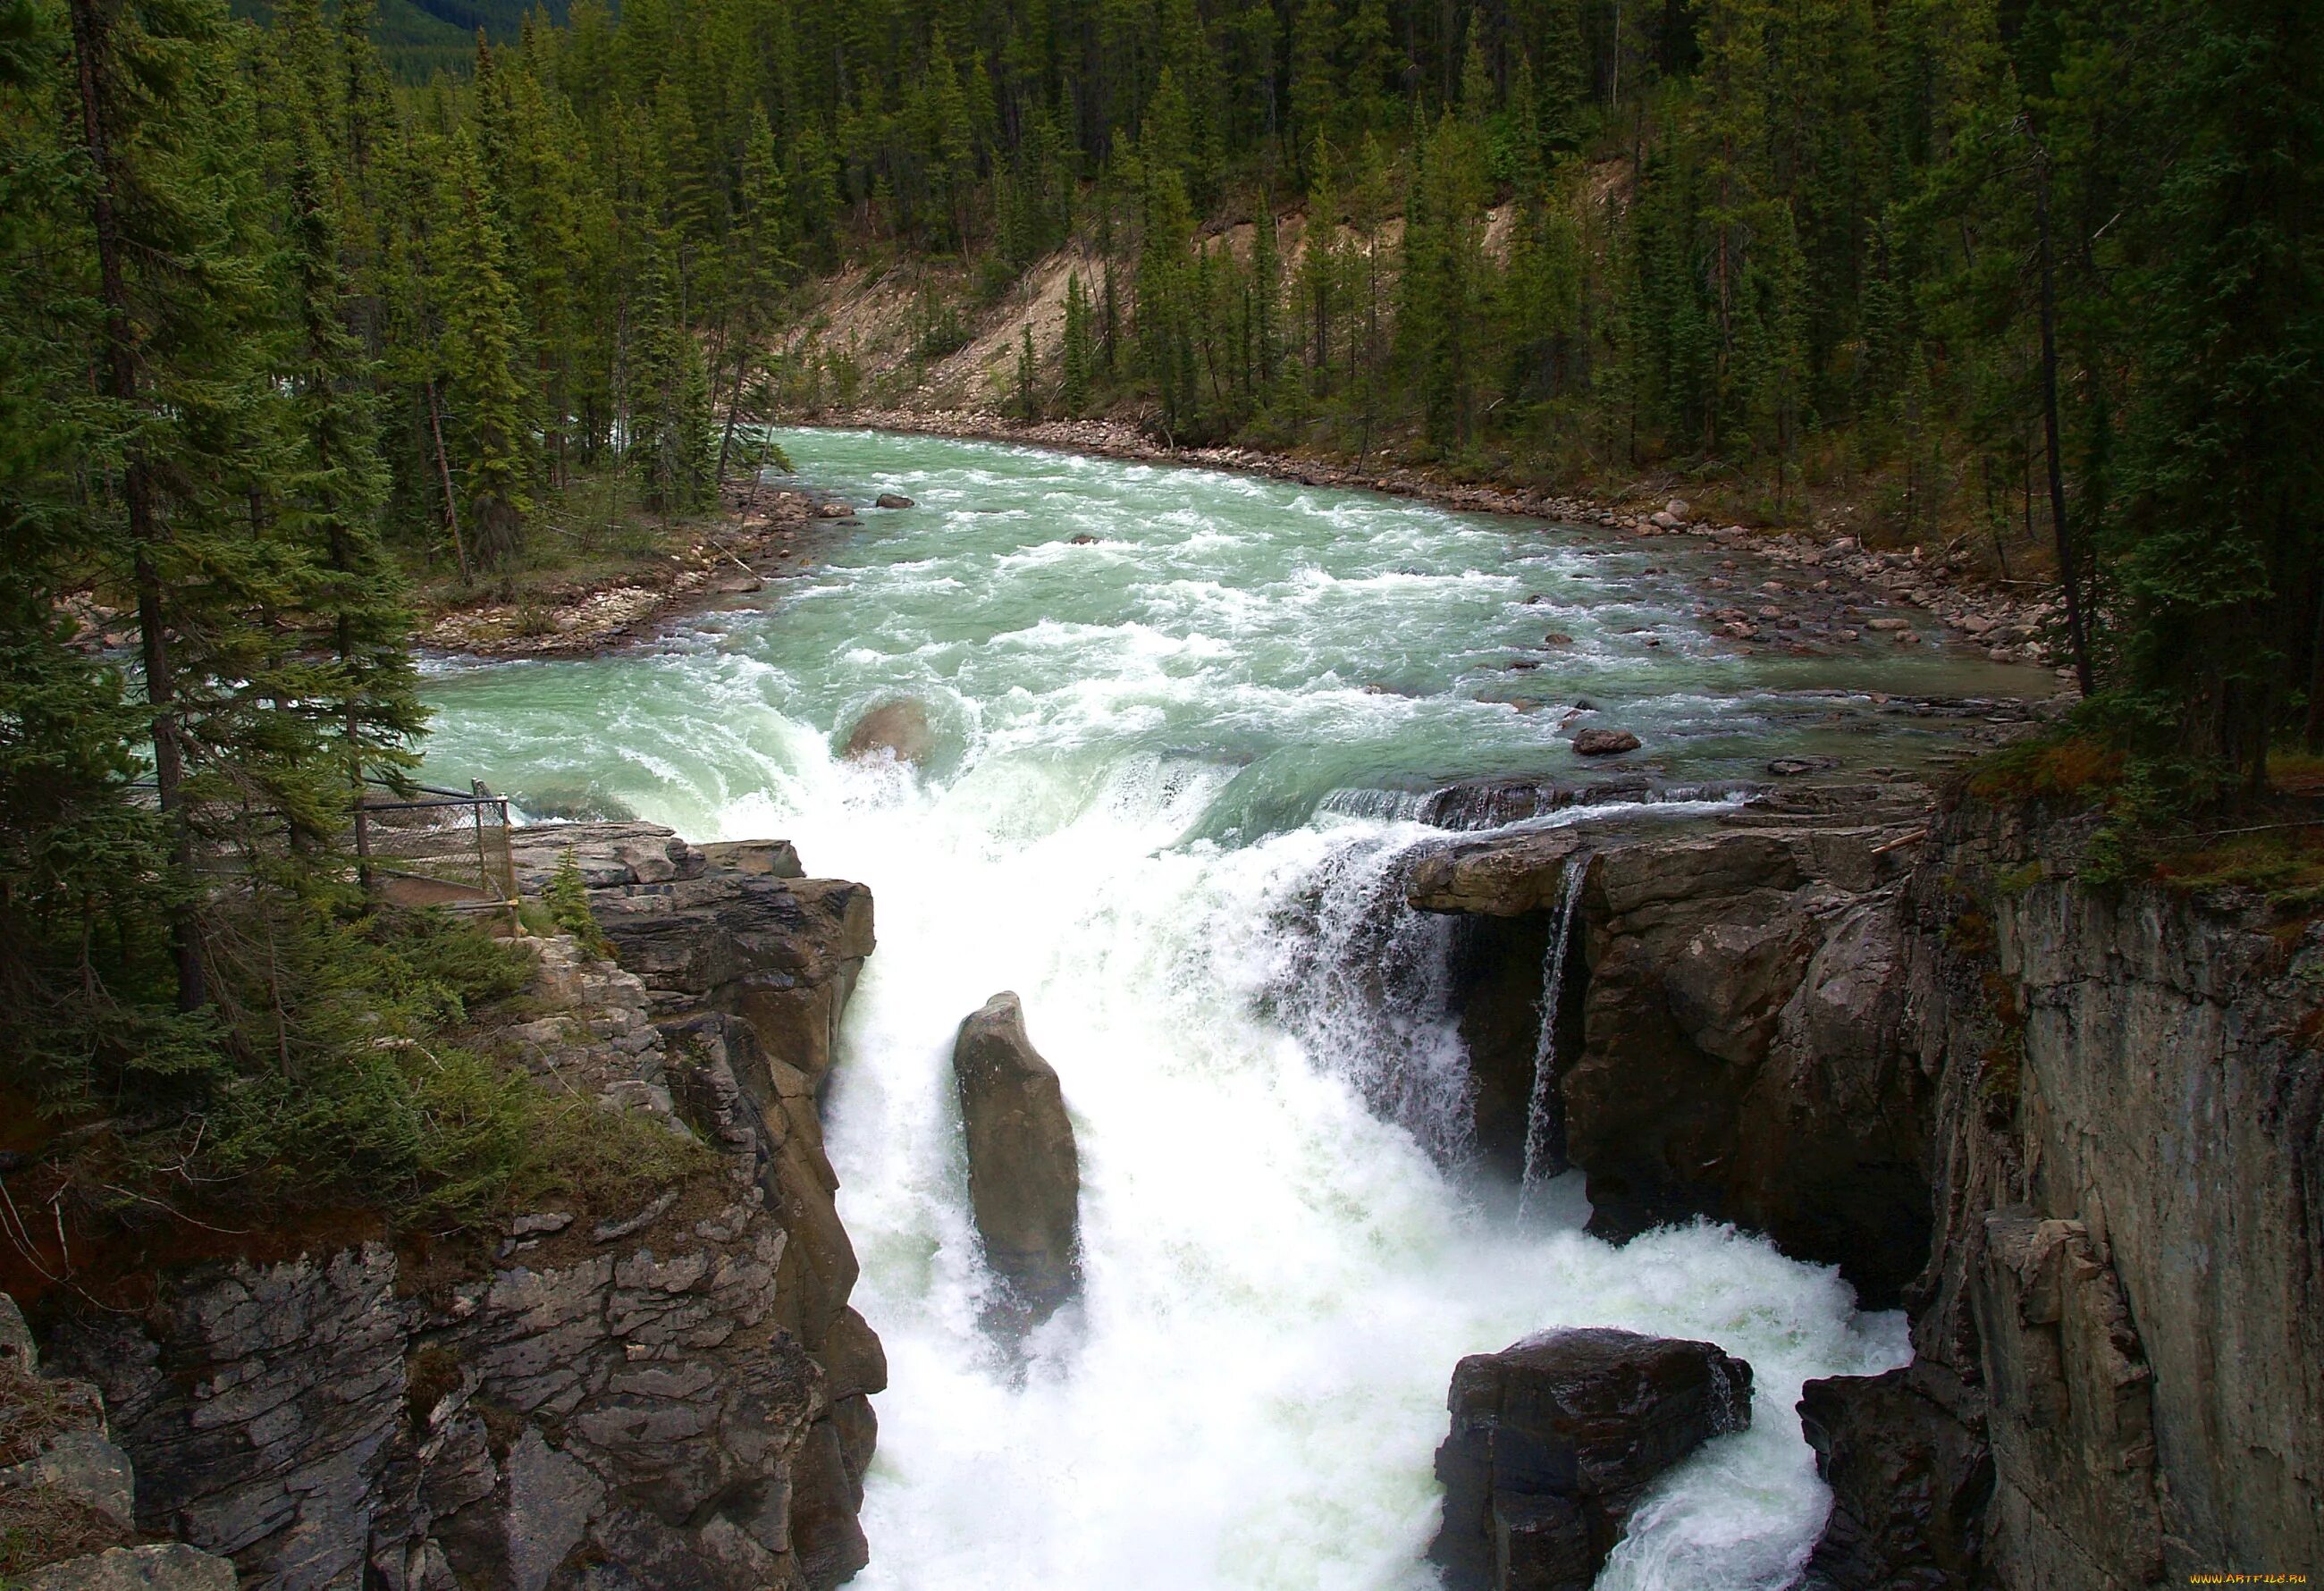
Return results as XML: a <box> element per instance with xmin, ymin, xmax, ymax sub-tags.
<box><xmin>419</xmin><ymin>429</ymin><xmax>2051</xmax><ymax>1591</ymax></box>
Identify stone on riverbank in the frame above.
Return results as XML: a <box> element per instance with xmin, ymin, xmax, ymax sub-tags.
<box><xmin>1429</xmin><ymin>1327</ymin><xmax>1753</xmax><ymax>1591</ymax></box>
<box><xmin>952</xmin><ymin>993</ymin><xmax>1081</xmax><ymax>1328</ymax></box>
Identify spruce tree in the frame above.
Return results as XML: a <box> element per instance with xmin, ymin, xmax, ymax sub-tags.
<box><xmin>63</xmin><ymin>0</ymin><xmax>318</xmax><ymax>1008</ymax></box>
<box><xmin>627</xmin><ymin>233</ymin><xmax>715</xmax><ymax>512</ymax></box>
<box><xmin>1062</xmin><ymin>270</ymin><xmax>1095</xmax><ymax>413</ymax></box>
<box><xmin>1294</xmin><ymin>137</ymin><xmax>1342</xmax><ymax>393</ymax></box>
<box><xmin>436</xmin><ymin>131</ymin><xmax>533</xmax><ymax>566</ymax></box>
<box><xmin>1016</xmin><ymin>323</ymin><xmax>1040</xmax><ymax>420</ymax></box>
<box><xmin>282</xmin><ymin>118</ymin><xmax>426</xmax><ymax>794</ymax></box>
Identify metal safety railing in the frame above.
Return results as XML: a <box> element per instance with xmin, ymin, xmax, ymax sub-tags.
<box><xmin>127</xmin><ymin>774</ymin><xmax>521</xmax><ymax>922</ymax></box>
<box><xmin>351</xmin><ymin>779</ymin><xmax>519</xmax><ymax>918</ymax></box>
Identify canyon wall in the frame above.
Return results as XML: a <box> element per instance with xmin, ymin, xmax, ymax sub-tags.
<box><xmin>38</xmin><ymin>826</ymin><xmax>882</xmax><ymax>1591</ymax></box>
<box><xmin>1414</xmin><ymin>787</ymin><xmax>2324</xmax><ymax>1587</ymax></box>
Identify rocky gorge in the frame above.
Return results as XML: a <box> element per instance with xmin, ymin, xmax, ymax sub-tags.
<box><xmin>1399</xmin><ymin>777</ymin><xmax>2324</xmax><ymax>1587</ymax></box>
<box><xmin>5</xmin><ymin>826</ymin><xmax>885</xmax><ymax>1591</ymax></box>
<box><xmin>17</xmin><ymin>425</ymin><xmax>2313</xmax><ymax>1591</ymax></box>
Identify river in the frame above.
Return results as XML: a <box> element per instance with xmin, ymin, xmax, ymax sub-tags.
<box><xmin>419</xmin><ymin>428</ymin><xmax>2048</xmax><ymax>1590</ymax></box>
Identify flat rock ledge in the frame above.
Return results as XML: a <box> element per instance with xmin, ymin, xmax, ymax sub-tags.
<box><xmin>1430</xmin><ymin>1327</ymin><xmax>1753</xmax><ymax>1591</ymax></box>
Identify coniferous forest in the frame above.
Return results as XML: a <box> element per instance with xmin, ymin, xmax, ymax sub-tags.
<box><xmin>1</xmin><ymin>0</ymin><xmax>2320</xmax><ymax>1223</ymax></box>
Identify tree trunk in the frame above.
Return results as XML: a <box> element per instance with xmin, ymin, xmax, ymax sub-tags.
<box><xmin>716</xmin><ymin>341</ymin><xmax>750</xmax><ymax>485</ymax></box>
<box><xmin>425</xmin><ymin>379</ymin><xmax>471</xmax><ymax>584</ymax></box>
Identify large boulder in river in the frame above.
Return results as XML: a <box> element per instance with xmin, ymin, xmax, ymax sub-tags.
<box><xmin>842</xmin><ymin>699</ymin><xmax>934</xmax><ymax>764</ymax></box>
<box><xmin>1429</xmin><ymin>1327</ymin><xmax>1753</xmax><ymax>1591</ymax></box>
<box><xmin>952</xmin><ymin>993</ymin><xmax>1081</xmax><ymax>1326</ymax></box>
<box><xmin>1571</xmin><ymin>727</ymin><xmax>1642</xmax><ymax>756</ymax></box>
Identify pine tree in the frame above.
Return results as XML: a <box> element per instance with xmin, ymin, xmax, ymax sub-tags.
<box><xmin>1016</xmin><ymin>323</ymin><xmax>1040</xmax><ymax>419</ymax></box>
<box><xmin>717</xmin><ymin>105</ymin><xmax>795</xmax><ymax>481</ymax></box>
<box><xmin>1250</xmin><ymin>194</ymin><xmax>1282</xmax><ymax>389</ymax></box>
<box><xmin>2101</xmin><ymin>0</ymin><xmax>2324</xmax><ymax>779</ymax></box>
<box><xmin>1062</xmin><ymin>270</ymin><xmax>1095</xmax><ymax>413</ymax></box>
<box><xmin>63</xmin><ymin>0</ymin><xmax>317</xmax><ymax>1008</ymax></box>
<box><xmin>1294</xmin><ymin>135</ymin><xmax>1342</xmax><ymax>393</ymax></box>
<box><xmin>436</xmin><ymin>131</ymin><xmax>534</xmax><ymax>565</ymax></box>
<box><xmin>282</xmin><ymin>116</ymin><xmax>425</xmax><ymax>793</ymax></box>
<box><xmin>1537</xmin><ymin>0</ymin><xmax>1590</xmax><ymax>151</ymax></box>
<box><xmin>0</xmin><ymin>0</ymin><xmax>204</xmax><ymax>1073</ymax></box>
<box><xmin>1288</xmin><ymin>0</ymin><xmax>1342</xmax><ymax>166</ymax></box>
<box><xmin>627</xmin><ymin>233</ymin><xmax>715</xmax><ymax>511</ymax></box>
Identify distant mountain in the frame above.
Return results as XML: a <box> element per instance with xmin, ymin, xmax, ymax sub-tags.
<box><xmin>231</xmin><ymin>0</ymin><xmax>579</xmax><ymax>79</ymax></box>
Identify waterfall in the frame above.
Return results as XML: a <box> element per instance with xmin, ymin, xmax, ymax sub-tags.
<box><xmin>423</xmin><ymin>425</ymin><xmax>1926</xmax><ymax>1591</ymax></box>
<box><xmin>1259</xmin><ymin>827</ymin><xmax>1475</xmax><ymax>1166</ymax></box>
<box><xmin>1518</xmin><ymin>853</ymin><xmax>1588</xmax><ymax>1213</ymax></box>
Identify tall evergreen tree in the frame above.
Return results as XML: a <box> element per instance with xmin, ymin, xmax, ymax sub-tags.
<box><xmin>435</xmin><ymin>131</ymin><xmax>533</xmax><ymax>564</ymax></box>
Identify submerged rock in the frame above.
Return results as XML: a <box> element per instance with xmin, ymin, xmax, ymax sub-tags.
<box><xmin>952</xmin><ymin>993</ymin><xmax>1082</xmax><ymax>1326</ymax></box>
<box><xmin>1430</xmin><ymin>1327</ymin><xmax>1753</xmax><ymax>1591</ymax></box>
<box><xmin>842</xmin><ymin>699</ymin><xmax>934</xmax><ymax>764</ymax></box>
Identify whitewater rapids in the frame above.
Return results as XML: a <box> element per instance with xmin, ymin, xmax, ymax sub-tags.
<box><xmin>418</xmin><ymin>428</ymin><xmax>2042</xmax><ymax>1588</ymax></box>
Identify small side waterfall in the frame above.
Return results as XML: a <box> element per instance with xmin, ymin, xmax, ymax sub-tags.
<box><xmin>1259</xmin><ymin>829</ymin><xmax>1476</xmax><ymax>1165</ymax></box>
<box><xmin>1518</xmin><ymin>854</ymin><xmax>1588</xmax><ymax>1212</ymax></box>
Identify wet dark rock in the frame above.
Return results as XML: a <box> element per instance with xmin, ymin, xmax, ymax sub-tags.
<box><xmin>1797</xmin><ymin>1368</ymin><xmax>1993</xmax><ymax>1589</ymax></box>
<box><xmin>511</xmin><ymin>789</ymin><xmax>640</xmax><ymax>825</ymax></box>
<box><xmin>1067</xmin><ymin>533</ymin><xmax>1099</xmax><ymax>545</ymax></box>
<box><xmin>698</xmin><ymin>838</ymin><xmax>806</xmax><ymax>879</ymax></box>
<box><xmin>46</xmin><ymin>920</ymin><xmax>880</xmax><ymax>1591</ymax></box>
<box><xmin>873</xmin><ymin>492</ymin><xmax>914</xmax><ymax>509</ymax></box>
<box><xmin>1416</xmin><ymin>775</ymin><xmax>1657</xmax><ymax>832</ymax></box>
<box><xmin>0</xmin><ymin>1292</ymin><xmax>147</xmax><ymax>1573</ymax></box>
<box><xmin>1570</xmin><ymin>728</ymin><xmax>1641</xmax><ymax>756</ymax></box>
<box><xmin>1406</xmin><ymin>829</ymin><xmax>1589</xmax><ymax>915</ymax></box>
<box><xmin>33</xmin><ymin>833</ymin><xmax>889</xmax><ymax>1591</ymax></box>
<box><xmin>1417</xmin><ymin>784</ymin><xmax>2324</xmax><ymax>1584</ymax></box>
<box><xmin>952</xmin><ymin>993</ymin><xmax>1082</xmax><ymax>1327</ymax></box>
<box><xmin>1414</xmin><ymin>818</ymin><xmax>1931</xmax><ymax>1302</ymax></box>
<box><xmin>510</xmin><ymin>819</ymin><xmax>704</xmax><ymax>892</ymax></box>
<box><xmin>540</xmin><ymin>831</ymin><xmax>872</xmax><ymax>1094</ymax></box>
<box><xmin>1429</xmin><ymin>1327</ymin><xmax>1753</xmax><ymax>1591</ymax></box>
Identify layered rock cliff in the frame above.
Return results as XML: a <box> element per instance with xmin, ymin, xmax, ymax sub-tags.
<box><xmin>1409</xmin><ymin>785</ymin><xmax>2324</xmax><ymax>1586</ymax></box>
<box><xmin>28</xmin><ymin>825</ymin><xmax>884</xmax><ymax>1591</ymax></box>
<box><xmin>1812</xmin><ymin>796</ymin><xmax>2324</xmax><ymax>1588</ymax></box>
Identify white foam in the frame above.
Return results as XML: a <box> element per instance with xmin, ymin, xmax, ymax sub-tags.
<box><xmin>417</xmin><ymin>426</ymin><xmax>1952</xmax><ymax>1590</ymax></box>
